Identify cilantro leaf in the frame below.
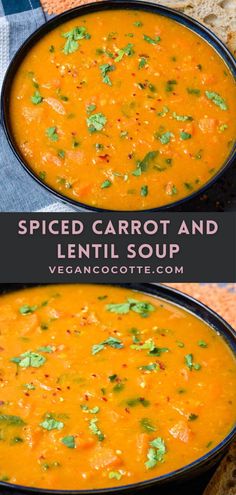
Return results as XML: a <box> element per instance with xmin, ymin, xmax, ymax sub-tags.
<box><xmin>106</xmin><ymin>298</ymin><xmax>155</xmax><ymax>317</ymax></box>
<box><xmin>0</xmin><ymin>415</ymin><xmax>26</xmax><ymax>426</ymax></box>
<box><xmin>180</xmin><ymin>131</ymin><xmax>192</xmax><ymax>140</ymax></box>
<box><xmin>61</xmin><ymin>435</ymin><xmax>76</xmax><ymax>448</ymax></box>
<box><xmin>145</xmin><ymin>437</ymin><xmax>166</xmax><ymax>469</ymax></box>
<box><xmin>11</xmin><ymin>351</ymin><xmax>46</xmax><ymax>368</ymax></box>
<box><xmin>158</xmin><ymin>131</ymin><xmax>173</xmax><ymax>144</ymax></box>
<box><xmin>99</xmin><ymin>64</ymin><xmax>115</xmax><ymax>85</ymax></box>
<box><xmin>31</xmin><ymin>90</ymin><xmax>43</xmax><ymax>105</ymax></box>
<box><xmin>185</xmin><ymin>353</ymin><xmax>201</xmax><ymax>371</ymax></box>
<box><xmin>115</xmin><ymin>43</ymin><xmax>134</xmax><ymax>62</ymax></box>
<box><xmin>101</xmin><ymin>179</ymin><xmax>112</xmax><ymax>189</ymax></box>
<box><xmin>92</xmin><ymin>336</ymin><xmax>124</xmax><ymax>355</ymax></box>
<box><xmin>80</xmin><ymin>405</ymin><xmax>100</xmax><ymax>414</ymax></box>
<box><xmin>46</xmin><ymin>127</ymin><xmax>59</xmax><ymax>142</ymax></box>
<box><xmin>133</xmin><ymin>151</ymin><xmax>158</xmax><ymax>176</ymax></box>
<box><xmin>172</xmin><ymin>112</ymin><xmax>193</xmax><ymax>121</ymax></box>
<box><xmin>87</xmin><ymin>113</ymin><xmax>107</xmax><ymax>132</ymax></box>
<box><xmin>89</xmin><ymin>418</ymin><xmax>104</xmax><ymax>441</ymax></box>
<box><xmin>140</xmin><ymin>417</ymin><xmax>156</xmax><ymax>432</ymax></box>
<box><xmin>109</xmin><ymin>471</ymin><xmax>122</xmax><ymax>480</ymax></box>
<box><xmin>62</xmin><ymin>26</ymin><xmax>91</xmax><ymax>54</ymax></box>
<box><xmin>40</xmin><ymin>415</ymin><xmax>64</xmax><ymax>431</ymax></box>
<box><xmin>141</xmin><ymin>185</ymin><xmax>148</xmax><ymax>197</ymax></box>
<box><xmin>205</xmin><ymin>91</ymin><xmax>228</xmax><ymax>110</ymax></box>
<box><xmin>143</xmin><ymin>34</ymin><xmax>160</xmax><ymax>45</ymax></box>
<box><xmin>19</xmin><ymin>304</ymin><xmax>37</xmax><ymax>315</ymax></box>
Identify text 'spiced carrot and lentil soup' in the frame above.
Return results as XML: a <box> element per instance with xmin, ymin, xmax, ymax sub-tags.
<box><xmin>0</xmin><ymin>285</ymin><xmax>235</xmax><ymax>490</ymax></box>
<box><xmin>10</xmin><ymin>9</ymin><xmax>236</xmax><ymax>210</ymax></box>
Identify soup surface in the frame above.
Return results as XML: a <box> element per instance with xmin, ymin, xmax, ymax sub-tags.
<box><xmin>0</xmin><ymin>285</ymin><xmax>235</xmax><ymax>489</ymax></box>
<box><xmin>10</xmin><ymin>9</ymin><xmax>236</xmax><ymax>210</ymax></box>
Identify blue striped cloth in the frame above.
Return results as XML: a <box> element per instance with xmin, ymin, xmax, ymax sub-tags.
<box><xmin>0</xmin><ymin>0</ymin><xmax>77</xmax><ymax>211</ymax></box>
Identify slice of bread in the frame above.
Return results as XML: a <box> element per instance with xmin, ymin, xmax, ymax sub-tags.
<box><xmin>159</xmin><ymin>0</ymin><xmax>236</xmax><ymax>54</ymax></box>
<box><xmin>40</xmin><ymin>0</ymin><xmax>236</xmax><ymax>54</ymax></box>
<box><xmin>203</xmin><ymin>443</ymin><xmax>236</xmax><ymax>495</ymax></box>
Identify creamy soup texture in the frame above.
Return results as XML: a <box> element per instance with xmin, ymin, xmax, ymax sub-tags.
<box><xmin>0</xmin><ymin>285</ymin><xmax>235</xmax><ymax>489</ymax></box>
<box><xmin>10</xmin><ymin>10</ymin><xmax>236</xmax><ymax>210</ymax></box>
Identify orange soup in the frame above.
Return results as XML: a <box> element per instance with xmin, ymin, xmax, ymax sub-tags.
<box><xmin>9</xmin><ymin>9</ymin><xmax>236</xmax><ymax>210</ymax></box>
<box><xmin>0</xmin><ymin>284</ymin><xmax>235</xmax><ymax>489</ymax></box>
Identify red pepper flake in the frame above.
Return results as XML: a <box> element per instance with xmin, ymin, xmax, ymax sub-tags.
<box><xmin>99</xmin><ymin>154</ymin><xmax>109</xmax><ymax>160</ymax></box>
<box><xmin>102</xmin><ymin>396</ymin><xmax>108</xmax><ymax>402</ymax></box>
<box><xmin>131</xmin><ymin>73</ymin><xmax>136</xmax><ymax>76</ymax></box>
<box><xmin>44</xmin><ymin>374</ymin><xmax>50</xmax><ymax>378</ymax></box>
<box><xmin>122</xmin><ymin>363</ymin><xmax>128</xmax><ymax>368</ymax></box>
<box><xmin>157</xmin><ymin>360</ymin><xmax>165</xmax><ymax>370</ymax></box>
<box><xmin>125</xmin><ymin>407</ymin><xmax>130</xmax><ymax>414</ymax></box>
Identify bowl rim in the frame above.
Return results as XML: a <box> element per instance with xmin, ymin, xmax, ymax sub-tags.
<box><xmin>0</xmin><ymin>282</ymin><xmax>235</xmax><ymax>494</ymax></box>
<box><xmin>1</xmin><ymin>0</ymin><xmax>236</xmax><ymax>212</ymax></box>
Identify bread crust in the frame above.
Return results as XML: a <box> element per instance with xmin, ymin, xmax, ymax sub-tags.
<box><xmin>203</xmin><ymin>443</ymin><xmax>236</xmax><ymax>495</ymax></box>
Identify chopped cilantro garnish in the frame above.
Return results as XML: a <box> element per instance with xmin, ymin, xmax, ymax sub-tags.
<box><xmin>140</xmin><ymin>417</ymin><xmax>156</xmax><ymax>433</ymax></box>
<box><xmin>31</xmin><ymin>90</ymin><xmax>43</xmax><ymax>105</ymax></box>
<box><xmin>187</xmin><ymin>88</ymin><xmax>200</xmax><ymax>95</ymax></box>
<box><xmin>58</xmin><ymin>149</ymin><xmax>65</xmax><ymax>159</ymax></box>
<box><xmin>158</xmin><ymin>131</ymin><xmax>173</xmax><ymax>144</ymax></box>
<box><xmin>19</xmin><ymin>304</ymin><xmax>37</xmax><ymax>315</ymax></box>
<box><xmin>185</xmin><ymin>353</ymin><xmax>201</xmax><ymax>371</ymax></box>
<box><xmin>133</xmin><ymin>150</ymin><xmax>158</xmax><ymax>176</ymax></box>
<box><xmin>139</xmin><ymin>57</ymin><xmax>147</xmax><ymax>69</ymax></box>
<box><xmin>23</xmin><ymin>383</ymin><xmax>36</xmax><ymax>390</ymax></box>
<box><xmin>205</xmin><ymin>91</ymin><xmax>228</xmax><ymax>110</ymax></box>
<box><xmin>39</xmin><ymin>171</ymin><xmax>46</xmax><ymax>181</ymax></box>
<box><xmin>89</xmin><ymin>418</ymin><xmax>104</xmax><ymax>441</ymax></box>
<box><xmin>11</xmin><ymin>351</ymin><xmax>46</xmax><ymax>368</ymax></box>
<box><xmin>133</xmin><ymin>21</ymin><xmax>143</xmax><ymax>27</ymax></box>
<box><xmin>0</xmin><ymin>415</ymin><xmax>25</xmax><ymax>426</ymax></box>
<box><xmin>46</xmin><ymin>126</ymin><xmax>59</xmax><ymax>142</ymax></box>
<box><xmin>62</xmin><ymin>26</ymin><xmax>91</xmax><ymax>54</ymax></box>
<box><xmin>165</xmin><ymin>80</ymin><xmax>177</xmax><ymax>92</ymax></box>
<box><xmin>158</xmin><ymin>106</ymin><xmax>169</xmax><ymax>117</ymax></box>
<box><xmin>180</xmin><ymin>131</ymin><xmax>192</xmax><ymax>140</ymax></box>
<box><xmin>101</xmin><ymin>179</ymin><xmax>112</xmax><ymax>189</ymax></box>
<box><xmin>188</xmin><ymin>413</ymin><xmax>198</xmax><ymax>421</ymax></box>
<box><xmin>106</xmin><ymin>298</ymin><xmax>155</xmax><ymax>317</ymax></box>
<box><xmin>92</xmin><ymin>337</ymin><xmax>124</xmax><ymax>355</ymax></box>
<box><xmin>126</xmin><ymin>397</ymin><xmax>150</xmax><ymax>408</ymax></box>
<box><xmin>109</xmin><ymin>471</ymin><xmax>122</xmax><ymax>480</ymax></box>
<box><xmin>172</xmin><ymin>112</ymin><xmax>193</xmax><ymax>121</ymax></box>
<box><xmin>87</xmin><ymin>112</ymin><xmax>107</xmax><ymax>132</ymax></box>
<box><xmin>145</xmin><ymin>437</ymin><xmax>166</xmax><ymax>469</ymax></box>
<box><xmin>198</xmin><ymin>340</ymin><xmax>208</xmax><ymax>348</ymax></box>
<box><xmin>80</xmin><ymin>405</ymin><xmax>100</xmax><ymax>414</ymax></box>
<box><xmin>115</xmin><ymin>43</ymin><xmax>134</xmax><ymax>62</ymax></box>
<box><xmin>99</xmin><ymin>64</ymin><xmax>115</xmax><ymax>86</ymax></box>
<box><xmin>40</xmin><ymin>414</ymin><xmax>64</xmax><ymax>431</ymax></box>
<box><xmin>143</xmin><ymin>34</ymin><xmax>160</xmax><ymax>45</ymax></box>
<box><xmin>139</xmin><ymin>363</ymin><xmax>158</xmax><ymax>372</ymax></box>
<box><xmin>141</xmin><ymin>185</ymin><xmax>148</xmax><ymax>197</ymax></box>
<box><xmin>61</xmin><ymin>435</ymin><xmax>76</xmax><ymax>449</ymax></box>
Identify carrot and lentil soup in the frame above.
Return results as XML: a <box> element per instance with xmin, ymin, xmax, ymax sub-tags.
<box><xmin>0</xmin><ymin>285</ymin><xmax>235</xmax><ymax>489</ymax></box>
<box><xmin>10</xmin><ymin>10</ymin><xmax>236</xmax><ymax>210</ymax></box>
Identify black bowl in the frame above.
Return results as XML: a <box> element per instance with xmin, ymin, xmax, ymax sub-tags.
<box><xmin>0</xmin><ymin>282</ymin><xmax>235</xmax><ymax>495</ymax></box>
<box><xmin>1</xmin><ymin>0</ymin><xmax>236</xmax><ymax>212</ymax></box>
